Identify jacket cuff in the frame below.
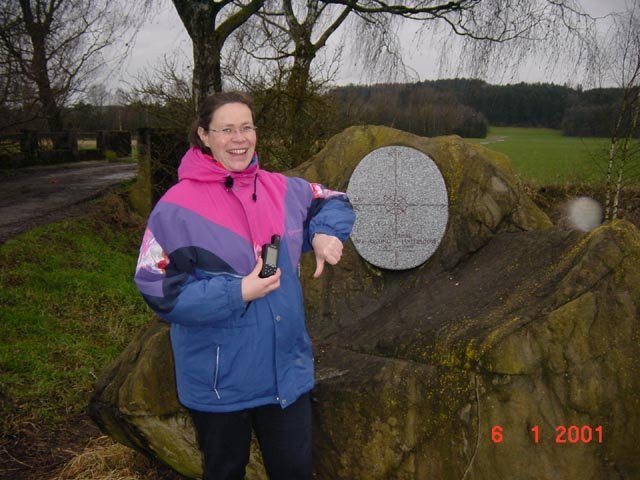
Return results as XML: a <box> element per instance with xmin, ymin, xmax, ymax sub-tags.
<box><xmin>227</xmin><ymin>276</ymin><xmax>246</xmax><ymax>312</ymax></box>
<box><xmin>311</xmin><ymin>225</ymin><xmax>348</xmax><ymax>243</ymax></box>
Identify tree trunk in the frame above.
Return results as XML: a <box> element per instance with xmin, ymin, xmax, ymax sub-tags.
<box><xmin>192</xmin><ymin>37</ymin><xmax>223</xmax><ymax>105</ymax></box>
<box><xmin>612</xmin><ymin>89</ymin><xmax>640</xmax><ymax>219</ymax></box>
<box><xmin>285</xmin><ymin>54</ymin><xmax>315</xmax><ymax>164</ymax></box>
<box><xmin>172</xmin><ymin>0</ymin><xmax>265</xmax><ymax>110</ymax></box>
<box><xmin>19</xmin><ymin>0</ymin><xmax>64</xmax><ymax>131</ymax></box>
<box><xmin>172</xmin><ymin>0</ymin><xmax>222</xmax><ymax>107</ymax></box>
<box><xmin>31</xmin><ymin>37</ymin><xmax>63</xmax><ymax>131</ymax></box>
<box><xmin>278</xmin><ymin>0</ymin><xmax>352</xmax><ymax>167</ymax></box>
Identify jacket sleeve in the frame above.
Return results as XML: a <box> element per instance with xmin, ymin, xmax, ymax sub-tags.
<box><xmin>134</xmin><ymin>226</ymin><xmax>246</xmax><ymax>327</ymax></box>
<box><xmin>302</xmin><ymin>182</ymin><xmax>356</xmax><ymax>252</ymax></box>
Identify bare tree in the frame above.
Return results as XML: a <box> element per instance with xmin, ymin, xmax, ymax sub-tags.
<box><xmin>224</xmin><ymin>0</ymin><xmax>593</xmax><ymax>167</ymax></box>
<box><xmin>253</xmin><ymin>1</ymin><xmax>355</xmax><ymax>165</ymax></box>
<box><xmin>600</xmin><ymin>3</ymin><xmax>640</xmax><ymax>220</ymax></box>
<box><xmin>0</xmin><ymin>0</ymin><xmax>142</xmax><ymax>132</ymax></box>
<box><xmin>320</xmin><ymin>0</ymin><xmax>596</xmax><ymax>83</ymax></box>
<box><xmin>178</xmin><ymin>0</ymin><xmax>595</xmax><ymax>101</ymax></box>
<box><xmin>170</xmin><ymin>0</ymin><xmax>594</xmax><ymax>168</ymax></box>
<box><xmin>223</xmin><ymin>1</ymin><xmax>407</xmax><ymax>168</ymax></box>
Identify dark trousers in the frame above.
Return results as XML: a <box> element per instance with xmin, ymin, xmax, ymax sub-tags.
<box><xmin>190</xmin><ymin>393</ymin><xmax>312</xmax><ymax>480</ymax></box>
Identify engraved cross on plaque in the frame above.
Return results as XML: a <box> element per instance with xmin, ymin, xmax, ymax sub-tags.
<box><xmin>347</xmin><ymin>146</ymin><xmax>449</xmax><ymax>270</ymax></box>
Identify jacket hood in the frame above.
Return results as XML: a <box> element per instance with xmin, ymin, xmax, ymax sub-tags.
<box><xmin>177</xmin><ymin>147</ymin><xmax>259</xmax><ymax>183</ymax></box>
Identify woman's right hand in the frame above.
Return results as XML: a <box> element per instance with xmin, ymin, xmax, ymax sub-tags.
<box><xmin>241</xmin><ymin>257</ymin><xmax>281</xmax><ymax>302</ymax></box>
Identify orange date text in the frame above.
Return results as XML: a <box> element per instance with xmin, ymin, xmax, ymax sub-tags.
<box><xmin>490</xmin><ymin>425</ymin><xmax>603</xmax><ymax>444</ymax></box>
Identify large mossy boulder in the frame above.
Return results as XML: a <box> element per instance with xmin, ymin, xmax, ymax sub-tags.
<box><xmin>310</xmin><ymin>221</ymin><xmax>640</xmax><ymax>479</ymax></box>
<box><xmin>90</xmin><ymin>126</ymin><xmax>640</xmax><ymax>479</ymax></box>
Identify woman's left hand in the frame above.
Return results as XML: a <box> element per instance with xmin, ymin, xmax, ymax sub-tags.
<box><xmin>241</xmin><ymin>257</ymin><xmax>282</xmax><ymax>302</ymax></box>
<box><xmin>311</xmin><ymin>233</ymin><xmax>343</xmax><ymax>278</ymax></box>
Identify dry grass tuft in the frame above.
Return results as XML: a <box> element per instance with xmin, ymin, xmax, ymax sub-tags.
<box><xmin>54</xmin><ymin>436</ymin><xmax>159</xmax><ymax>480</ymax></box>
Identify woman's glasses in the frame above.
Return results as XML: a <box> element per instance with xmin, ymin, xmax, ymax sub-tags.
<box><xmin>205</xmin><ymin>126</ymin><xmax>257</xmax><ymax>136</ymax></box>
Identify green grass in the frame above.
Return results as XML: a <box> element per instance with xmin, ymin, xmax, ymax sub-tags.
<box><xmin>467</xmin><ymin>127</ymin><xmax>612</xmax><ymax>185</ymax></box>
<box><xmin>0</xmin><ymin>193</ymin><xmax>152</xmax><ymax>427</ymax></box>
<box><xmin>78</xmin><ymin>139</ymin><xmax>97</xmax><ymax>150</ymax></box>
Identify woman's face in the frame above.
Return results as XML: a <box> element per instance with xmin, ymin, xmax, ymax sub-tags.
<box><xmin>198</xmin><ymin>102</ymin><xmax>257</xmax><ymax>172</ymax></box>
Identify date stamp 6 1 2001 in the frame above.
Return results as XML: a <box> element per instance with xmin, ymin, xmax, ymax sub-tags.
<box><xmin>491</xmin><ymin>425</ymin><xmax>603</xmax><ymax>444</ymax></box>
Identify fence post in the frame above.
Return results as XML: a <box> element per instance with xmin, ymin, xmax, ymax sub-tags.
<box><xmin>68</xmin><ymin>131</ymin><xmax>78</xmax><ymax>155</ymax></box>
<box><xmin>97</xmin><ymin>131</ymin><xmax>106</xmax><ymax>157</ymax></box>
<box><xmin>134</xmin><ymin>128</ymin><xmax>187</xmax><ymax>207</ymax></box>
<box><xmin>20</xmin><ymin>129</ymin><xmax>38</xmax><ymax>164</ymax></box>
<box><xmin>98</xmin><ymin>131</ymin><xmax>132</xmax><ymax>157</ymax></box>
<box><xmin>137</xmin><ymin>127</ymin><xmax>150</xmax><ymax>159</ymax></box>
<box><xmin>149</xmin><ymin>129</ymin><xmax>188</xmax><ymax>206</ymax></box>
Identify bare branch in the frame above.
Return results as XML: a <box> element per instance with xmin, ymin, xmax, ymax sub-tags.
<box><xmin>320</xmin><ymin>0</ymin><xmax>474</xmax><ymax>19</ymax></box>
<box><xmin>1</xmin><ymin>0</ymin><xmax>149</xmax><ymax>131</ymax></box>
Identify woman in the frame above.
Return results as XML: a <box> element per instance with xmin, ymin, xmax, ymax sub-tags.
<box><xmin>134</xmin><ymin>91</ymin><xmax>355</xmax><ymax>479</ymax></box>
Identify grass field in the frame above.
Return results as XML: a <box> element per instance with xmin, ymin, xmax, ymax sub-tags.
<box><xmin>467</xmin><ymin>127</ymin><xmax>612</xmax><ymax>185</ymax></box>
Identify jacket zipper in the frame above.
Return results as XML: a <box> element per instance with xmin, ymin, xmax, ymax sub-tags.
<box><xmin>213</xmin><ymin>345</ymin><xmax>221</xmax><ymax>399</ymax></box>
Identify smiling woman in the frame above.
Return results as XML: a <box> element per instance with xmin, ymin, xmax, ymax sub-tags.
<box><xmin>196</xmin><ymin>100</ymin><xmax>257</xmax><ymax>172</ymax></box>
<box><xmin>134</xmin><ymin>91</ymin><xmax>355</xmax><ymax>479</ymax></box>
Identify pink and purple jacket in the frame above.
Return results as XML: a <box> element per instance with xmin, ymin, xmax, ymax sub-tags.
<box><xmin>134</xmin><ymin>147</ymin><xmax>355</xmax><ymax>412</ymax></box>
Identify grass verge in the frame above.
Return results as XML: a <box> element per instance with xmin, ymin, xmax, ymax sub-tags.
<box><xmin>0</xmin><ymin>190</ymin><xmax>150</xmax><ymax>424</ymax></box>
<box><xmin>0</xmin><ymin>187</ymin><xmax>164</xmax><ymax>479</ymax></box>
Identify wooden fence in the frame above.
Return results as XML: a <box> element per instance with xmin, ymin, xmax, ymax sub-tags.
<box><xmin>0</xmin><ymin>130</ymin><xmax>132</xmax><ymax>167</ymax></box>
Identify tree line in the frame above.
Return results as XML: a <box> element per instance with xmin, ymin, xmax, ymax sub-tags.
<box><xmin>16</xmin><ymin>78</ymin><xmax>633</xmax><ymax>143</ymax></box>
<box><xmin>329</xmin><ymin>79</ymin><xmax>635</xmax><ymax>138</ymax></box>
<box><xmin>329</xmin><ymin>83</ymin><xmax>489</xmax><ymax>138</ymax></box>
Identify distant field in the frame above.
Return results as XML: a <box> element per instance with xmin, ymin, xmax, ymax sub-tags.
<box><xmin>467</xmin><ymin>127</ymin><xmax>612</xmax><ymax>185</ymax></box>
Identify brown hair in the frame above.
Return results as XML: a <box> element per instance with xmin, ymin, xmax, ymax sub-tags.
<box><xmin>188</xmin><ymin>91</ymin><xmax>255</xmax><ymax>155</ymax></box>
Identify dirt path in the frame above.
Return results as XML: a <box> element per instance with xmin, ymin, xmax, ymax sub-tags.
<box><xmin>478</xmin><ymin>134</ymin><xmax>508</xmax><ymax>145</ymax></box>
<box><xmin>0</xmin><ymin>161</ymin><xmax>137</xmax><ymax>244</ymax></box>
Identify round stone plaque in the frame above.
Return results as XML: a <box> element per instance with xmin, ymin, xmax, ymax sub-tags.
<box><xmin>346</xmin><ymin>146</ymin><xmax>449</xmax><ymax>270</ymax></box>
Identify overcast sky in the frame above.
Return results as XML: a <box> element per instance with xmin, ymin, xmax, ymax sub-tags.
<box><xmin>112</xmin><ymin>0</ymin><xmax>630</xmax><ymax>93</ymax></box>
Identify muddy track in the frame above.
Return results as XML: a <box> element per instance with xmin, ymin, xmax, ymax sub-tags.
<box><xmin>0</xmin><ymin>161</ymin><xmax>137</xmax><ymax>244</ymax></box>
